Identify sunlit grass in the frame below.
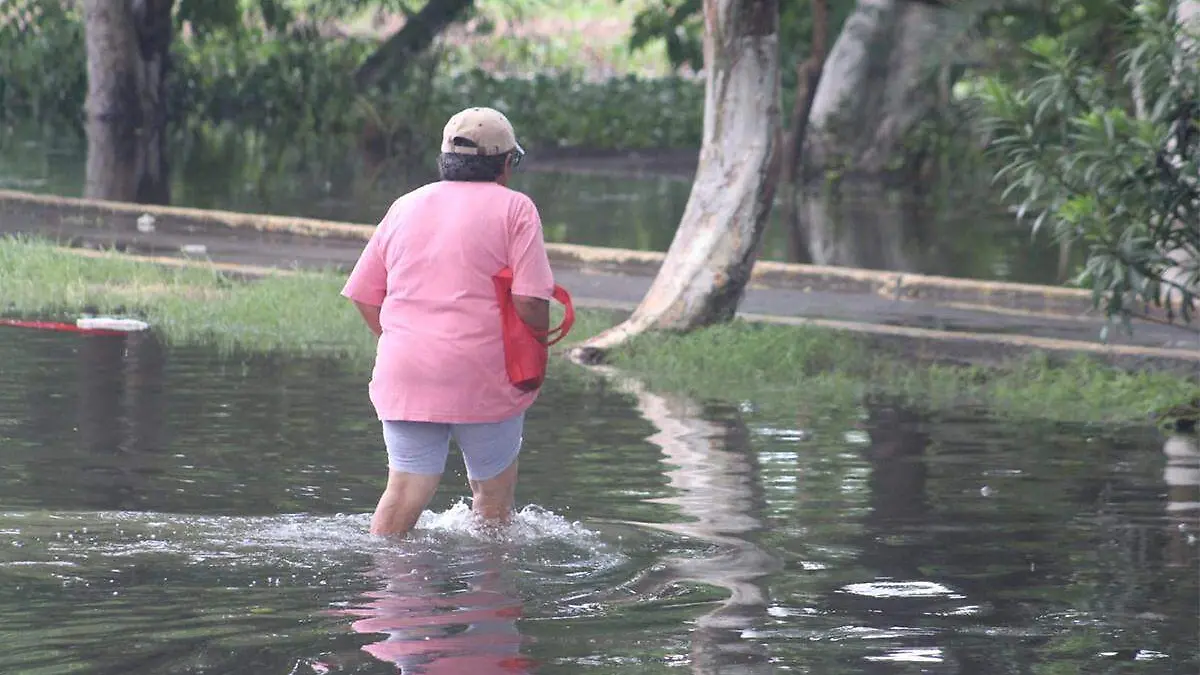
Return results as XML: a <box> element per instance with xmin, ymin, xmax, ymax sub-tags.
<box><xmin>2</xmin><ymin>237</ymin><xmax>1195</xmax><ymax>424</ymax></box>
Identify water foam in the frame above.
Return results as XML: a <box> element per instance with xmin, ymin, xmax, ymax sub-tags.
<box><xmin>2</xmin><ymin>502</ymin><xmax>623</xmax><ymax>575</ymax></box>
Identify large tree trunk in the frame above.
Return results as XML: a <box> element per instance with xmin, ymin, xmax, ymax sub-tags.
<box><xmin>781</xmin><ymin>0</ymin><xmax>829</xmax><ymax>264</ymax></box>
<box><xmin>82</xmin><ymin>0</ymin><xmax>173</xmax><ymax>203</ymax></box>
<box><xmin>354</xmin><ymin>0</ymin><xmax>475</xmax><ymax>90</ymax></box>
<box><xmin>801</xmin><ymin>0</ymin><xmax>951</xmax><ymax>181</ymax></box>
<box><xmin>569</xmin><ymin>0</ymin><xmax>781</xmax><ymax>363</ymax></box>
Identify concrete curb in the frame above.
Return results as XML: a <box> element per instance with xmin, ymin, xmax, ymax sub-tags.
<box><xmin>42</xmin><ymin>244</ymin><xmax>1200</xmax><ymax>373</ymax></box>
<box><xmin>0</xmin><ymin>187</ymin><xmax>1138</xmax><ymax>318</ymax></box>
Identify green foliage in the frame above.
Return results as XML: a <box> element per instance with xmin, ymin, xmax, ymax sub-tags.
<box><xmin>621</xmin><ymin>0</ymin><xmax>856</xmax><ymax>92</ymax></box>
<box><xmin>170</xmin><ymin>30</ymin><xmax>378</xmax><ymax>136</ymax></box>
<box><xmin>973</xmin><ymin>0</ymin><xmax>1200</xmax><ymax>326</ymax></box>
<box><xmin>625</xmin><ymin>0</ymin><xmax>702</xmax><ymax>70</ymax></box>
<box><xmin>173</xmin><ymin>42</ymin><xmax>702</xmax><ymax>151</ymax></box>
<box><xmin>0</xmin><ymin>0</ymin><xmax>86</xmax><ymax>127</ymax></box>
<box><xmin>0</xmin><ymin>0</ymin><xmax>700</xmax><ymax>152</ymax></box>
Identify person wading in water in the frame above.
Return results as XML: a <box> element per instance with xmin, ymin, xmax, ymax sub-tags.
<box><xmin>342</xmin><ymin>107</ymin><xmax>555</xmax><ymax>537</ymax></box>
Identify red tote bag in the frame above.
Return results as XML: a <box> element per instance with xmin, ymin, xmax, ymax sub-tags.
<box><xmin>493</xmin><ymin>267</ymin><xmax>575</xmax><ymax>391</ymax></box>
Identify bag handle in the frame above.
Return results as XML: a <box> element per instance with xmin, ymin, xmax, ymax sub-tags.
<box><xmin>540</xmin><ymin>285</ymin><xmax>574</xmax><ymax>347</ymax></box>
<box><xmin>498</xmin><ymin>267</ymin><xmax>575</xmax><ymax>346</ymax></box>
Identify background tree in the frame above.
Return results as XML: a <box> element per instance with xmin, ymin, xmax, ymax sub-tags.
<box><xmin>800</xmin><ymin>0</ymin><xmax>956</xmax><ymax>180</ymax></box>
<box><xmin>82</xmin><ymin>0</ymin><xmax>175</xmax><ymax>202</ymax></box>
<box><xmin>353</xmin><ymin>0</ymin><xmax>477</xmax><ymax>89</ymax></box>
<box><xmin>571</xmin><ymin>0</ymin><xmax>782</xmax><ymax>362</ymax></box>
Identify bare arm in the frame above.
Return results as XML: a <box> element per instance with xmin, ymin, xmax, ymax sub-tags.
<box><xmin>353</xmin><ymin>300</ymin><xmax>383</xmax><ymax>337</ymax></box>
<box><xmin>513</xmin><ymin>295</ymin><xmax>549</xmax><ymax>344</ymax></box>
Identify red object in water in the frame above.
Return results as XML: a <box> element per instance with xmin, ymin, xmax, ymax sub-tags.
<box><xmin>0</xmin><ymin>318</ymin><xmax>127</xmax><ymax>337</ymax></box>
<box><xmin>493</xmin><ymin>267</ymin><xmax>575</xmax><ymax>391</ymax></box>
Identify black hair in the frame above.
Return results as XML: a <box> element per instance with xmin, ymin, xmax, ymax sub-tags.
<box><xmin>437</xmin><ymin>152</ymin><xmax>509</xmax><ymax>182</ymax></box>
<box><xmin>437</xmin><ymin>135</ymin><xmax>510</xmax><ymax>182</ymax></box>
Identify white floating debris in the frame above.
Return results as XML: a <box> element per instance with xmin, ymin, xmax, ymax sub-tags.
<box><xmin>136</xmin><ymin>213</ymin><xmax>156</xmax><ymax>233</ymax></box>
<box><xmin>76</xmin><ymin>317</ymin><xmax>151</xmax><ymax>333</ymax></box>
<box><xmin>180</xmin><ymin>244</ymin><xmax>208</xmax><ymax>256</ymax></box>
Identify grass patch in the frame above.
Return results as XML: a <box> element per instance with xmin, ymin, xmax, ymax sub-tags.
<box><xmin>608</xmin><ymin>322</ymin><xmax>1198</xmax><ymax>424</ymax></box>
<box><xmin>0</xmin><ymin>237</ymin><xmax>377</xmax><ymax>359</ymax></box>
<box><xmin>2</xmin><ymin>237</ymin><xmax>1195</xmax><ymax>425</ymax></box>
<box><xmin>0</xmin><ymin>237</ymin><xmax>613</xmax><ymax>364</ymax></box>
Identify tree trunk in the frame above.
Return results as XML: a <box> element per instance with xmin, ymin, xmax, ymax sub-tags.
<box><xmin>82</xmin><ymin>0</ymin><xmax>173</xmax><ymax>203</ymax></box>
<box><xmin>354</xmin><ymin>0</ymin><xmax>475</xmax><ymax>90</ymax></box>
<box><xmin>781</xmin><ymin>0</ymin><xmax>829</xmax><ymax>264</ymax></box>
<box><xmin>801</xmin><ymin>0</ymin><xmax>951</xmax><ymax>181</ymax></box>
<box><xmin>569</xmin><ymin>0</ymin><xmax>781</xmax><ymax>363</ymax></box>
<box><xmin>1162</xmin><ymin>0</ymin><xmax>1200</xmax><ymax>313</ymax></box>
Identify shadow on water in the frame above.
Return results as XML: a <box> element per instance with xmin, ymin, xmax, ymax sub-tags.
<box><xmin>0</xmin><ymin>328</ymin><xmax>1196</xmax><ymax>673</ymax></box>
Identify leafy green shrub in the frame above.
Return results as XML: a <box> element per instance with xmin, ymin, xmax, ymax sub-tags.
<box><xmin>972</xmin><ymin>0</ymin><xmax>1199</xmax><ymax>326</ymax></box>
<box><xmin>0</xmin><ymin>0</ymin><xmax>86</xmax><ymax>127</ymax></box>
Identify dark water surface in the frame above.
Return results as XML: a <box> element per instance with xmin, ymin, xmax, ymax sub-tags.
<box><xmin>0</xmin><ymin>126</ymin><xmax>1074</xmax><ymax>285</ymax></box>
<box><xmin>0</xmin><ymin>329</ymin><xmax>1196</xmax><ymax>674</ymax></box>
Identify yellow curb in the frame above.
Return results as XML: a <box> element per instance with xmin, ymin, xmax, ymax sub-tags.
<box><xmin>0</xmin><ymin>189</ymin><xmax>375</xmax><ymax>240</ymax></box>
<box><xmin>738</xmin><ymin>311</ymin><xmax>1200</xmax><ymax>364</ymax></box>
<box><xmin>0</xmin><ymin>188</ymin><xmax>1147</xmax><ymax>315</ymax></box>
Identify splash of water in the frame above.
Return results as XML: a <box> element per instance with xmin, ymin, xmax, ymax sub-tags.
<box><xmin>1</xmin><ymin>501</ymin><xmax>623</xmax><ymax>574</ymax></box>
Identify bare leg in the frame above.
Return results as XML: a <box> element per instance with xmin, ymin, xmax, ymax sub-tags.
<box><xmin>469</xmin><ymin>459</ymin><xmax>519</xmax><ymax>524</ymax></box>
<box><xmin>370</xmin><ymin>470</ymin><xmax>442</xmax><ymax>537</ymax></box>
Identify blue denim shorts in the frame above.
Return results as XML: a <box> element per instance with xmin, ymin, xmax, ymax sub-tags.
<box><xmin>381</xmin><ymin>413</ymin><xmax>524</xmax><ymax>481</ymax></box>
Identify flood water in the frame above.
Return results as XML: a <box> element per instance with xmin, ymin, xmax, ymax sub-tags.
<box><xmin>0</xmin><ymin>125</ymin><xmax>1073</xmax><ymax>285</ymax></box>
<box><xmin>0</xmin><ymin>328</ymin><xmax>1196</xmax><ymax>673</ymax></box>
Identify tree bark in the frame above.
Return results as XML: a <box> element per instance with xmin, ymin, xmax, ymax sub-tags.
<box><xmin>569</xmin><ymin>0</ymin><xmax>781</xmax><ymax>363</ymax></box>
<box><xmin>354</xmin><ymin>0</ymin><xmax>475</xmax><ymax>90</ymax></box>
<box><xmin>781</xmin><ymin>0</ymin><xmax>829</xmax><ymax>263</ymax></box>
<box><xmin>82</xmin><ymin>0</ymin><xmax>173</xmax><ymax>203</ymax></box>
<box><xmin>801</xmin><ymin>0</ymin><xmax>951</xmax><ymax>181</ymax></box>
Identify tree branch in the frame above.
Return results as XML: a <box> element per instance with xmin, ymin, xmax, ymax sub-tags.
<box><xmin>353</xmin><ymin>0</ymin><xmax>475</xmax><ymax>90</ymax></box>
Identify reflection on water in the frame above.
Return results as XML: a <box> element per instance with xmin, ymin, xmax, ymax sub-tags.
<box><xmin>77</xmin><ymin>331</ymin><xmax>167</xmax><ymax>511</ymax></box>
<box><xmin>331</xmin><ymin>523</ymin><xmax>535</xmax><ymax>674</ymax></box>
<box><xmin>0</xmin><ymin>124</ymin><xmax>1072</xmax><ymax>283</ymax></box>
<box><xmin>600</xmin><ymin>369</ymin><xmax>779</xmax><ymax>674</ymax></box>
<box><xmin>0</xmin><ymin>328</ymin><xmax>1196</xmax><ymax>673</ymax></box>
<box><xmin>1164</xmin><ymin>429</ymin><xmax>1200</xmax><ymax>568</ymax></box>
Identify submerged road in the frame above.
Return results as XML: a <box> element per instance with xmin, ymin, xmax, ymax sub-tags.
<box><xmin>1</xmin><ymin>189</ymin><xmax>1197</xmax><ymax>366</ymax></box>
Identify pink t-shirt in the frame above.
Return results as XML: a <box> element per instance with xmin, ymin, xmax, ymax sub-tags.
<box><xmin>340</xmin><ymin>181</ymin><xmax>556</xmax><ymax>423</ymax></box>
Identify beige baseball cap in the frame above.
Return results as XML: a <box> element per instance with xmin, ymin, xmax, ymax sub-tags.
<box><xmin>440</xmin><ymin>107</ymin><xmax>524</xmax><ymax>158</ymax></box>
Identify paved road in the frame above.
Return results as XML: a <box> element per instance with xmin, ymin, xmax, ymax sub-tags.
<box><xmin>3</xmin><ymin>210</ymin><xmax>1198</xmax><ymax>353</ymax></box>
